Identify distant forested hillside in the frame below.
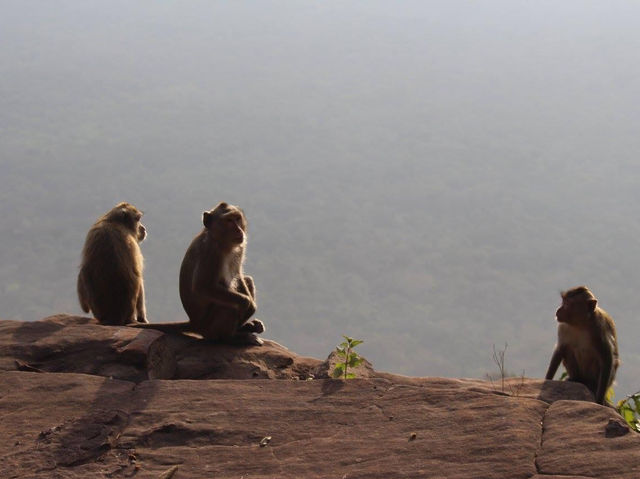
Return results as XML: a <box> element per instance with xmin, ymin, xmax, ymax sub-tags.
<box><xmin>2</xmin><ymin>1</ymin><xmax>640</xmax><ymax>396</ymax></box>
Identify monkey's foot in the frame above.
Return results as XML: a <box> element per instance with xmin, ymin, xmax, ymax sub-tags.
<box><xmin>239</xmin><ymin>318</ymin><xmax>265</xmax><ymax>334</ymax></box>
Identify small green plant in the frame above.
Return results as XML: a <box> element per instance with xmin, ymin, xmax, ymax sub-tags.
<box><xmin>332</xmin><ymin>335</ymin><xmax>364</xmax><ymax>380</ymax></box>
<box><xmin>616</xmin><ymin>391</ymin><xmax>640</xmax><ymax>432</ymax></box>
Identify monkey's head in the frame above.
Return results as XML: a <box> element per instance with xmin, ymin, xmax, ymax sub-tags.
<box><xmin>105</xmin><ymin>202</ymin><xmax>146</xmax><ymax>242</ymax></box>
<box><xmin>556</xmin><ymin>286</ymin><xmax>597</xmax><ymax>325</ymax></box>
<box><xmin>203</xmin><ymin>202</ymin><xmax>247</xmax><ymax>246</ymax></box>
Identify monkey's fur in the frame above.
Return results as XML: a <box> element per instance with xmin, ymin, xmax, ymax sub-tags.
<box><xmin>77</xmin><ymin>202</ymin><xmax>148</xmax><ymax>325</ymax></box>
<box><xmin>133</xmin><ymin>202</ymin><xmax>264</xmax><ymax>345</ymax></box>
<box><xmin>545</xmin><ymin>286</ymin><xmax>619</xmax><ymax>405</ymax></box>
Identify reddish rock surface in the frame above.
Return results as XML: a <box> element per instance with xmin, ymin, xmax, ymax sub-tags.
<box><xmin>0</xmin><ymin>315</ymin><xmax>324</xmax><ymax>382</ymax></box>
<box><xmin>0</xmin><ymin>315</ymin><xmax>174</xmax><ymax>382</ymax></box>
<box><xmin>161</xmin><ymin>334</ymin><xmax>324</xmax><ymax>380</ymax></box>
<box><xmin>1</xmin><ymin>316</ymin><xmax>639</xmax><ymax>478</ymax></box>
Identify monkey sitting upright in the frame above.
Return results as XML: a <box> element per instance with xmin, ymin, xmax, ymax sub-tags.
<box><xmin>133</xmin><ymin>202</ymin><xmax>264</xmax><ymax>345</ymax></box>
<box><xmin>545</xmin><ymin>286</ymin><xmax>619</xmax><ymax>405</ymax></box>
<box><xmin>77</xmin><ymin>202</ymin><xmax>148</xmax><ymax>325</ymax></box>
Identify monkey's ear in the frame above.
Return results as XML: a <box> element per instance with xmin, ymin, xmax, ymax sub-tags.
<box><xmin>203</xmin><ymin>211</ymin><xmax>212</xmax><ymax>228</ymax></box>
<box><xmin>588</xmin><ymin>298</ymin><xmax>597</xmax><ymax>311</ymax></box>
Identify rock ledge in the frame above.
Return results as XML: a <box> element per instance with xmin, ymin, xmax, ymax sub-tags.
<box><xmin>1</xmin><ymin>315</ymin><xmax>639</xmax><ymax>479</ymax></box>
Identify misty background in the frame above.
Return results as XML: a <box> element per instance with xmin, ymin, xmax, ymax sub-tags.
<box><xmin>1</xmin><ymin>1</ymin><xmax>639</xmax><ymax>397</ymax></box>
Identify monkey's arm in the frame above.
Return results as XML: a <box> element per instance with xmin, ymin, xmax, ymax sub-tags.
<box><xmin>545</xmin><ymin>347</ymin><xmax>563</xmax><ymax>380</ymax></box>
<box><xmin>192</xmin><ymin>269</ymin><xmax>255</xmax><ymax>311</ymax></box>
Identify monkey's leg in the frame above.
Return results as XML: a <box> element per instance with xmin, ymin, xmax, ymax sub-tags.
<box><xmin>235</xmin><ymin>277</ymin><xmax>263</xmax><ymax>335</ymax></box>
<box><xmin>595</xmin><ymin>357</ymin><xmax>614</xmax><ymax>405</ymax></box>
<box><xmin>236</xmin><ymin>276</ymin><xmax>257</xmax><ymax>320</ymax></box>
<box><xmin>243</xmin><ymin>275</ymin><xmax>256</xmax><ymax>300</ymax></box>
<box><xmin>77</xmin><ymin>273</ymin><xmax>91</xmax><ymax>313</ymax></box>
<box><xmin>196</xmin><ymin>304</ymin><xmax>240</xmax><ymax>341</ymax></box>
<box><xmin>135</xmin><ymin>281</ymin><xmax>148</xmax><ymax>323</ymax></box>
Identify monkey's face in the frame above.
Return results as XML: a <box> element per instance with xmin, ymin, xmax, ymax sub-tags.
<box><xmin>106</xmin><ymin>203</ymin><xmax>146</xmax><ymax>243</ymax></box>
<box><xmin>556</xmin><ymin>294</ymin><xmax>596</xmax><ymax>325</ymax></box>
<box><xmin>220</xmin><ymin>212</ymin><xmax>246</xmax><ymax>245</ymax></box>
<box><xmin>123</xmin><ymin>207</ymin><xmax>145</xmax><ymax>243</ymax></box>
<box><xmin>203</xmin><ymin>204</ymin><xmax>247</xmax><ymax>246</ymax></box>
<box><xmin>555</xmin><ymin>299</ymin><xmax>572</xmax><ymax>324</ymax></box>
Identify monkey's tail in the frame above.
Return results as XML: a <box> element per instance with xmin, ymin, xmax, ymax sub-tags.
<box><xmin>129</xmin><ymin>322</ymin><xmax>191</xmax><ymax>335</ymax></box>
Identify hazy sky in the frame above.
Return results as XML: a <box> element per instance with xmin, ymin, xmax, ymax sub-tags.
<box><xmin>2</xmin><ymin>1</ymin><xmax>640</xmax><ymax>396</ymax></box>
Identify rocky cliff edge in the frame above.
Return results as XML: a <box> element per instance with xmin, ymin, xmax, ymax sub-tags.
<box><xmin>1</xmin><ymin>315</ymin><xmax>639</xmax><ymax>479</ymax></box>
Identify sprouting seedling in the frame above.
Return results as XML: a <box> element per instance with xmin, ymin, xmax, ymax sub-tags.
<box><xmin>616</xmin><ymin>391</ymin><xmax>640</xmax><ymax>432</ymax></box>
<box><xmin>491</xmin><ymin>343</ymin><xmax>508</xmax><ymax>393</ymax></box>
<box><xmin>332</xmin><ymin>335</ymin><xmax>364</xmax><ymax>380</ymax></box>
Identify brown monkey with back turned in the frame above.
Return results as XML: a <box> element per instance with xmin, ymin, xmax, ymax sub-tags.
<box><xmin>77</xmin><ymin>202</ymin><xmax>148</xmax><ymax>325</ymax></box>
<box><xmin>133</xmin><ymin>202</ymin><xmax>264</xmax><ymax>345</ymax></box>
<box><xmin>545</xmin><ymin>286</ymin><xmax>619</xmax><ymax>405</ymax></box>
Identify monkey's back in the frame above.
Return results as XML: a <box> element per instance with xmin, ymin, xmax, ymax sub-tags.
<box><xmin>179</xmin><ymin>232</ymin><xmax>206</xmax><ymax>324</ymax></box>
<box><xmin>79</xmin><ymin>223</ymin><xmax>142</xmax><ymax>324</ymax></box>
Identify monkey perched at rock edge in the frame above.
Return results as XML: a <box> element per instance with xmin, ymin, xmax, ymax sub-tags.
<box><xmin>132</xmin><ymin>202</ymin><xmax>264</xmax><ymax>345</ymax></box>
<box><xmin>545</xmin><ymin>286</ymin><xmax>619</xmax><ymax>405</ymax></box>
<box><xmin>77</xmin><ymin>202</ymin><xmax>148</xmax><ymax>325</ymax></box>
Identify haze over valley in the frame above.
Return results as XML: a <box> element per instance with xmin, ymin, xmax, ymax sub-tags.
<box><xmin>2</xmin><ymin>1</ymin><xmax>640</xmax><ymax>396</ymax></box>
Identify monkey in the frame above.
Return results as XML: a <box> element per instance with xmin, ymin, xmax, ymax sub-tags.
<box><xmin>77</xmin><ymin>202</ymin><xmax>148</xmax><ymax>325</ymax></box>
<box><xmin>545</xmin><ymin>286</ymin><xmax>619</xmax><ymax>405</ymax></box>
<box><xmin>132</xmin><ymin>202</ymin><xmax>264</xmax><ymax>345</ymax></box>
